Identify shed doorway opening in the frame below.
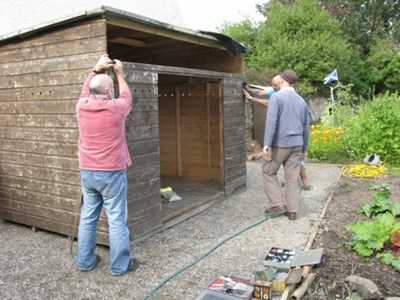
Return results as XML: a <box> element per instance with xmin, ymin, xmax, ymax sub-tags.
<box><xmin>158</xmin><ymin>74</ymin><xmax>224</xmax><ymax>223</ymax></box>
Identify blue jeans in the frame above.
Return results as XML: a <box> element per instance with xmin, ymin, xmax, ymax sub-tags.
<box><xmin>75</xmin><ymin>169</ymin><xmax>131</xmax><ymax>275</ymax></box>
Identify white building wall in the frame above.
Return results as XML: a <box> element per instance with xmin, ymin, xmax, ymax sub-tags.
<box><xmin>0</xmin><ymin>0</ymin><xmax>185</xmax><ymax>36</ymax></box>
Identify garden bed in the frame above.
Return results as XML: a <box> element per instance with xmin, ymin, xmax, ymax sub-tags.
<box><xmin>305</xmin><ymin>175</ymin><xmax>400</xmax><ymax>299</ymax></box>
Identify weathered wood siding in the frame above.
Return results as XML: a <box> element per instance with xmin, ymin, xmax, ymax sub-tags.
<box><xmin>123</xmin><ymin>63</ymin><xmax>162</xmax><ymax>240</ymax></box>
<box><xmin>223</xmin><ymin>77</ymin><xmax>247</xmax><ymax>194</ymax></box>
<box><xmin>0</xmin><ymin>20</ymin><xmax>108</xmax><ymax>240</ymax></box>
<box><xmin>0</xmin><ymin>20</ymin><xmax>162</xmax><ymax>245</ymax></box>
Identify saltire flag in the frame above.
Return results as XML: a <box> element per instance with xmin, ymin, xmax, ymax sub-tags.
<box><xmin>323</xmin><ymin>69</ymin><xmax>338</xmax><ymax>84</ymax></box>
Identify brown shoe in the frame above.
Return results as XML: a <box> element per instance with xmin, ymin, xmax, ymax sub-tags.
<box><xmin>287</xmin><ymin>212</ymin><xmax>297</xmax><ymax>220</ymax></box>
<box><xmin>265</xmin><ymin>205</ymin><xmax>287</xmax><ymax>218</ymax></box>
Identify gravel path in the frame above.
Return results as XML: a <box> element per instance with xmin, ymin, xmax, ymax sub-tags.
<box><xmin>0</xmin><ymin>161</ymin><xmax>342</xmax><ymax>300</ymax></box>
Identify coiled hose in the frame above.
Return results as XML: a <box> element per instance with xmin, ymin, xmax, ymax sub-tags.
<box><xmin>341</xmin><ymin>164</ymin><xmax>386</xmax><ymax>178</ymax></box>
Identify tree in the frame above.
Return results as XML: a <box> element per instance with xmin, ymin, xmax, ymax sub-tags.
<box><xmin>366</xmin><ymin>37</ymin><xmax>400</xmax><ymax>94</ymax></box>
<box><xmin>240</xmin><ymin>0</ymin><xmax>367</xmax><ymax>96</ymax></box>
<box><xmin>321</xmin><ymin>0</ymin><xmax>400</xmax><ymax>57</ymax></box>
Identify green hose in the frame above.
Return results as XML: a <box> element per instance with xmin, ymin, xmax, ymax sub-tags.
<box><xmin>142</xmin><ymin>215</ymin><xmax>273</xmax><ymax>300</ymax></box>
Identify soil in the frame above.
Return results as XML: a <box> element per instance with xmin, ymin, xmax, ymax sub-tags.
<box><xmin>304</xmin><ymin>175</ymin><xmax>400</xmax><ymax>299</ymax></box>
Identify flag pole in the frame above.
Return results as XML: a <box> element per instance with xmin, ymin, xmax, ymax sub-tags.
<box><xmin>330</xmin><ymin>85</ymin><xmax>335</xmax><ymax>127</ymax></box>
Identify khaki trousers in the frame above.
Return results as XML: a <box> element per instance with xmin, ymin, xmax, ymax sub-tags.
<box><xmin>262</xmin><ymin>146</ymin><xmax>302</xmax><ymax>213</ymax></box>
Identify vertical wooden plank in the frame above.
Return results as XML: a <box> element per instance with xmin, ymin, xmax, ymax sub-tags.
<box><xmin>176</xmin><ymin>87</ymin><xmax>182</xmax><ymax>177</ymax></box>
<box><xmin>207</xmin><ymin>82</ymin><xmax>212</xmax><ymax>180</ymax></box>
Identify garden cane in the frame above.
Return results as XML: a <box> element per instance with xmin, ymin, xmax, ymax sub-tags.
<box><xmin>70</xmin><ymin>194</ymin><xmax>83</xmax><ymax>255</ymax></box>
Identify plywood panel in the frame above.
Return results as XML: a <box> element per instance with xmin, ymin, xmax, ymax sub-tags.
<box><xmin>159</xmin><ymin>86</ymin><xmax>178</xmax><ymax>176</ymax></box>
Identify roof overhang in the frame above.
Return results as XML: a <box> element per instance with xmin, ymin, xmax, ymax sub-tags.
<box><xmin>0</xmin><ymin>6</ymin><xmax>248</xmax><ymax>56</ymax></box>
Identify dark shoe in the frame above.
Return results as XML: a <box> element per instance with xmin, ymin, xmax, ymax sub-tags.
<box><xmin>111</xmin><ymin>258</ymin><xmax>141</xmax><ymax>276</ymax></box>
<box><xmin>287</xmin><ymin>212</ymin><xmax>297</xmax><ymax>220</ymax></box>
<box><xmin>303</xmin><ymin>185</ymin><xmax>312</xmax><ymax>191</ymax></box>
<box><xmin>265</xmin><ymin>205</ymin><xmax>287</xmax><ymax>218</ymax></box>
<box><xmin>75</xmin><ymin>254</ymin><xmax>101</xmax><ymax>272</ymax></box>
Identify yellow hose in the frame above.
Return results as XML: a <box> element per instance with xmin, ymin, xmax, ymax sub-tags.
<box><xmin>341</xmin><ymin>164</ymin><xmax>387</xmax><ymax>178</ymax></box>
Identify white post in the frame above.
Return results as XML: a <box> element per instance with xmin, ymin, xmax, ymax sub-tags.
<box><xmin>330</xmin><ymin>86</ymin><xmax>335</xmax><ymax>127</ymax></box>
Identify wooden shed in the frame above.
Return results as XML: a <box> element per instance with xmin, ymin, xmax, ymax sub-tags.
<box><xmin>0</xmin><ymin>6</ymin><xmax>247</xmax><ymax>245</ymax></box>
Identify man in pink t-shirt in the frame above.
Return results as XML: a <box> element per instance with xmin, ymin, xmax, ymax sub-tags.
<box><xmin>75</xmin><ymin>54</ymin><xmax>139</xmax><ymax>276</ymax></box>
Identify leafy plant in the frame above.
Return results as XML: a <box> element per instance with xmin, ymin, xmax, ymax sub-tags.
<box><xmin>376</xmin><ymin>253</ymin><xmax>400</xmax><ymax>272</ymax></box>
<box><xmin>358</xmin><ymin>185</ymin><xmax>400</xmax><ymax>217</ymax></box>
<box><xmin>341</xmin><ymin>92</ymin><xmax>400</xmax><ymax>166</ymax></box>
<box><xmin>346</xmin><ymin>213</ymin><xmax>400</xmax><ymax>257</ymax></box>
<box><xmin>347</xmin><ymin>183</ymin><xmax>400</xmax><ymax>273</ymax></box>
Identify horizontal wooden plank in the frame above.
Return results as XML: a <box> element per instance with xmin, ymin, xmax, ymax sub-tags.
<box><xmin>224</xmin><ymin>115</ymin><xmax>245</xmax><ymax>127</ymax></box>
<box><xmin>0</xmin><ymin>174</ymin><xmax>80</xmax><ymax>198</ymax></box>
<box><xmin>0</xmin><ymin>51</ymin><xmax>104</xmax><ymax>76</ymax></box>
<box><xmin>0</xmin><ymin>198</ymin><xmax>75</xmax><ymax>224</ymax></box>
<box><xmin>0</xmin><ymin>20</ymin><xmax>106</xmax><ymax>50</ymax></box>
<box><xmin>0</xmin><ymin>113</ymin><xmax>76</xmax><ymax>127</ymax></box>
<box><xmin>131</xmin><ymin>84</ymin><xmax>158</xmax><ymax>98</ymax></box>
<box><xmin>0</xmin><ymin>151</ymin><xmax>78</xmax><ymax>170</ymax></box>
<box><xmin>127</xmin><ymin>165</ymin><xmax>160</xmax><ymax>182</ymax></box>
<box><xmin>224</xmin><ymin>135</ymin><xmax>246</xmax><ymax>148</ymax></box>
<box><xmin>125</xmin><ymin>111</ymin><xmax>159</xmax><ymax>127</ymax></box>
<box><xmin>129</xmin><ymin>216</ymin><xmax>162</xmax><ymax>240</ymax></box>
<box><xmin>0</xmin><ymin>139</ymin><xmax>77</xmax><ymax>156</ymax></box>
<box><xmin>0</xmin><ymin>162</ymin><xmax>79</xmax><ymax>185</ymax></box>
<box><xmin>0</xmin><ymin>186</ymin><xmax>79</xmax><ymax>211</ymax></box>
<box><xmin>125</xmin><ymin>124</ymin><xmax>159</xmax><ymax>142</ymax></box>
<box><xmin>127</xmin><ymin>190</ymin><xmax>161</xmax><ymax>212</ymax></box>
<box><xmin>0</xmin><ymin>209</ymin><xmax>76</xmax><ymax>239</ymax></box>
<box><xmin>0</xmin><ymin>68</ymin><xmax>88</xmax><ymax>89</ymax></box>
<box><xmin>0</xmin><ymin>99</ymin><xmax>77</xmax><ymax>114</ymax></box>
<box><xmin>224</xmin><ymin>105</ymin><xmax>245</xmax><ymax>118</ymax></box>
<box><xmin>130</xmin><ymin>152</ymin><xmax>160</xmax><ymax>171</ymax></box>
<box><xmin>225</xmin><ymin>153</ymin><xmax>247</xmax><ymax>168</ymax></box>
<box><xmin>127</xmin><ymin>139</ymin><xmax>158</xmax><ymax>157</ymax></box>
<box><xmin>127</xmin><ymin>203</ymin><xmax>161</xmax><ymax>226</ymax></box>
<box><xmin>0</xmin><ymin>84</ymin><xmax>82</xmax><ymax>102</ymax></box>
<box><xmin>128</xmin><ymin>178</ymin><xmax>159</xmax><ymax>197</ymax></box>
<box><xmin>224</xmin><ymin>144</ymin><xmax>246</xmax><ymax>158</ymax></box>
<box><xmin>0</xmin><ymin>38</ymin><xmax>105</xmax><ymax>68</ymax></box>
<box><xmin>133</xmin><ymin>98</ymin><xmax>158</xmax><ymax>112</ymax></box>
<box><xmin>224</xmin><ymin>124</ymin><xmax>246</xmax><ymax>137</ymax></box>
<box><xmin>224</xmin><ymin>177</ymin><xmax>247</xmax><ymax>195</ymax></box>
<box><xmin>0</xmin><ymin>127</ymin><xmax>78</xmax><ymax>142</ymax></box>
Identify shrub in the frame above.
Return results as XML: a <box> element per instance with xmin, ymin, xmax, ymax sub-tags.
<box><xmin>308</xmin><ymin>124</ymin><xmax>346</xmax><ymax>162</ymax></box>
<box><xmin>341</xmin><ymin>92</ymin><xmax>400</xmax><ymax>166</ymax></box>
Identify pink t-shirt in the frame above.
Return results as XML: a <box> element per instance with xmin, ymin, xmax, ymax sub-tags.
<box><xmin>76</xmin><ymin>74</ymin><xmax>132</xmax><ymax>171</ymax></box>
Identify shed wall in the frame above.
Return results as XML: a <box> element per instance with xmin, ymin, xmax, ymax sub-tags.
<box><xmin>223</xmin><ymin>77</ymin><xmax>247</xmax><ymax>194</ymax></box>
<box><xmin>0</xmin><ymin>20</ymin><xmax>108</xmax><ymax>238</ymax></box>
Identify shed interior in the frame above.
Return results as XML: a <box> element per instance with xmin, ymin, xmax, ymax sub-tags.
<box><xmin>104</xmin><ymin>19</ymin><xmax>241</xmax><ymax>223</ymax></box>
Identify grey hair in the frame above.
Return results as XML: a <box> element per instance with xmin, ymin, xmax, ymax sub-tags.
<box><xmin>89</xmin><ymin>75</ymin><xmax>113</xmax><ymax>95</ymax></box>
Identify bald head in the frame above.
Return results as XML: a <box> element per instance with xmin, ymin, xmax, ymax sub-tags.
<box><xmin>89</xmin><ymin>74</ymin><xmax>114</xmax><ymax>99</ymax></box>
<box><xmin>272</xmin><ymin>75</ymin><xmax>281</xmax><ymax>91</ymax></box>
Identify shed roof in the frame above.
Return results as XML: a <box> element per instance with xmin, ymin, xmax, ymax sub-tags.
<box><xmin>0</xmin><ymin>6</ymin><xmax>247</xmax><ymax>56</ymax></box>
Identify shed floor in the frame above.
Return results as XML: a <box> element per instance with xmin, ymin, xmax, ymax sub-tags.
<box><xmin>160</xmin><ymin>176</ymin><xmax>223</xmax><ymax>229</ymax></box>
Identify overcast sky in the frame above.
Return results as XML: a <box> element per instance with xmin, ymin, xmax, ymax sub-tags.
<box><xmin>177</xmin><ymin>0</ymin><xmax>265</xmax><ymax>31</ymax></box>
<box><xmin>0</xmin><ymin>0</ymin><xmax>265</xmax><ymax>36</ymax></box>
